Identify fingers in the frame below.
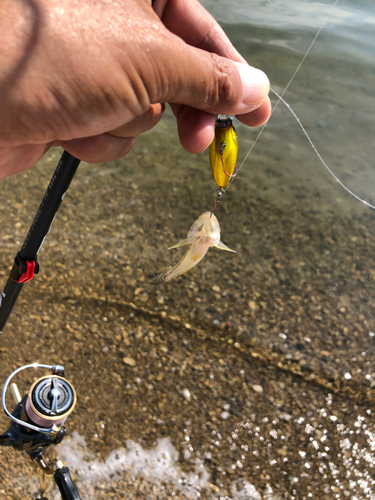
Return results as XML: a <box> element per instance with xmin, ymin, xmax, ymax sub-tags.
<box><xmin>0</xmin><ymin>144</ymin><xmax>52</xmax><ymax>180</ymax></box>
<box><xmin>109</xmin><ymin>103</ymin><xmax>164</xmax><ymax>138</ymax></box>
<box><xmin>58</xmin><ymin>97</ymin><xmax>272</xmax><ymax>163</ymax></box>
<box><xmin>138</xmin><ymin>24</ymin><xmax>269</xmax><ymax>117</ymax></box>
<box><xmin>55</xmin><ymin>104</ymin><xmax>164</xmax><ymax>163</ymax></box>
<box><xmin>156</xmin><ymin>0</ymin><xmax>246</xmax><ymax>63</ymax></box>
<box><xmin>0</xmin><ymin>0</ymin><xmax>270</xmax><ymax>177</ymax></box>
<box><xmin>150</xmin><ymin>0</ymin><xmax>271</xmax><ymax>139</ymax></box>
<box><xmin>171</xmin><ymin>97</ymin><xmax>272</xmax><ymax>155</ymax></box>
<box><xmin>151</xmin><ymin>0</ymin><xmax>270</xmax><ymax>115</ymax></box>
<box><xmin>236</xmin><ymin>97</ymin><xmax>272</xmax><ymax>128</ymax></box>
<box><xmin>56</xmin><ymin>135</ymin><xmax>135</xmax><ymax>164</ymax></box>
<box><xmin>170</xmin><ymin>105</ymin><xmax>216</xmax><ymax>154</ymax></box>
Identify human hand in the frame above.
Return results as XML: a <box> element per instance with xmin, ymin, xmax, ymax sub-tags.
<box><xmin>0</xmin><ymin>0</ymin><xmax>271</xmax><ymax>179</ymax></box>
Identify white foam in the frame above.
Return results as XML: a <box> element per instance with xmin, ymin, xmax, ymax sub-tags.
<box><xmin>53</xmin><ymin>431</ymin><xmax>265</xmax><ymax>499</ymax></box>
<box><xmin>56</xmin><ymin>431</ymin><xmax>209</xmax><ymax>497</ymax></box>
<box><xmin>231</xmin><ymin>478</ymin><xmax>262</xmax><ymax>499</ymax></box>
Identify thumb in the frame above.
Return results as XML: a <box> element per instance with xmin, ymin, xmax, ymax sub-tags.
<box><xmin>142</xmin><ymin>35</ymin><xmax>270</xmax><ymax>115</ymax></box>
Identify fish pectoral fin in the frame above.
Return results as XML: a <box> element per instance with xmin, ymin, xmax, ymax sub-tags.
<box><xmin>168</xmin><ymin>238</ymin><xmax>189</xmax><ymax>250</ymax></box>
<box><xmin>215</xmin><ymin>240</ymin><xmax>236</xmax><ymax>253</ymax></box>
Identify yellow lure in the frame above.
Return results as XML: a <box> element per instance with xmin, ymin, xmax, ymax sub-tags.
<box><xmin>209</xmin><ymin>115</ymin><xmax>238</xmax><ymax>189</ymax></box>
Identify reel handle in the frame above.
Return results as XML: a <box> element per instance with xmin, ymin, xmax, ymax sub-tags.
<box><xmin>54</xmin><ymin>466</ymin><xmax>81</xmax><ymax>500</ymax></box>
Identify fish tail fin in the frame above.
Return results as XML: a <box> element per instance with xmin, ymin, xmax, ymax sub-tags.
<box><xmin>151</xmin><ymin>245</ymin><xmax>207</xmax><ymax>285</ymax></box>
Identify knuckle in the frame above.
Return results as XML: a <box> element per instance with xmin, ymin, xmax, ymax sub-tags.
<box><xmin>207</xmin><ymin>53</ymin><xmax>238</xmax><ymax>108</ymax></box>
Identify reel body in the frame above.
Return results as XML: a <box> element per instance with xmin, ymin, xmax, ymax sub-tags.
<box><xmin>2</xmin><ymin>364</ymin><xmax>76</xmax><ymax>442</ymax></box>
<box><xmin>0</xmin><ymin>363</ymin><xmax>81</xmax><ymax>499</ymax></box>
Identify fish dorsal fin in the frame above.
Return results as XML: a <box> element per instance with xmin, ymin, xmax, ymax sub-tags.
<box><xmin>215</xmin><ymin>240</ymin><xmax>236</xmax><ymax>253</ymax></box>
<box><xmin>168</xmin><ymin>238</ymin><xmax>189</xmax><ymax>250</ymax></box>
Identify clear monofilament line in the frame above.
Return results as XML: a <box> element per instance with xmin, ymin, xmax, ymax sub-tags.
<box><xmin>84</xmin><ymin>0</ymin><xmax>375</xmax><ymax>389</ymax></box>
<box><xmin>224</xmin><ymin>0</ymin><xmax>354</xmax><ymax>201</ymax></box>
<box><xmin>270</xmin><ymin>89</ymin><xmax>375</xmax><ymax>210</ymax></box>
<box><xmin>226</xmin><ymin>85</ymin><xmax>375</xmax><ymax>210</ymax></box>
<box><xmin>273</xmin><ymin>0</ymin><xmax>340</xmax><ymax>110</ymax></box>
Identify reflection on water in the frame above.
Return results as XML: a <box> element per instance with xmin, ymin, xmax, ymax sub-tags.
<box><xmin>55</xmin><ymin>400</ymin><xmax>375</xmax><ymax>500</ymax></box>
<box><xmin>1</xmin><ymin>0</ymin><xmax>375</xmax><ymax>499</ymax></box>
<box><xmin>204</xmin><ymin>0</ymin><xmax>375</xmax><ymax>218</ymax></box>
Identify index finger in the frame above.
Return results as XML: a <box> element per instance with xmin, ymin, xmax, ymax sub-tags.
<box><xmin>154</xmin><ymin>0</ymin><xmax>246</xmax><ymax>64</ymax></box>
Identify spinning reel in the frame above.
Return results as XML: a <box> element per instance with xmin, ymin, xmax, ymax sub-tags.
<box><xmin>0</xmin><ymin>363</ymin><xmax>80</xmax><ymax>500</ymax></box>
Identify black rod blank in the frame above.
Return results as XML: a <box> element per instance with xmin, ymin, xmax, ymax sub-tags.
<box><xmin>0</xmin><ymin>151</ymin><xmax>80</xmax><ymax>332</ymax></box>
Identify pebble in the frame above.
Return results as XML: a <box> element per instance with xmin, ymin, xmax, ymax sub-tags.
<box><xmin>3</xmin><ymin>146</ymin><xmax>375</xmax><ymax>500</ymax></box>
<box><xmin>122</xmin><ymin>357</ymin><xmax>137</xmax><ymax>367</ymax></box>
<box><xmin>181</xmin><ymin>388</ymin><xmax>191</xmax><ymax>400</ymax></box>
<box><xmin>277</xmin><ymin>447</ymin><xmax>288</xmax><ymax>456</ymax></box>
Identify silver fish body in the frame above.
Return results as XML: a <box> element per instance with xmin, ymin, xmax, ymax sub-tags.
<box><xmin>151</xmin><ymin>211</ymin><xmax>235</xmax><ymax>285</ymax></box>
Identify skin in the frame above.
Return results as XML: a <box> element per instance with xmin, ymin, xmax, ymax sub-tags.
<box><xmin>0</xmin><ymin>0</ymin><xmax>271</xmax><ymax>180</ymax></box>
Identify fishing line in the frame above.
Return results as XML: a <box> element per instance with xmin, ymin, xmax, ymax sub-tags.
<box><xmin>272</xmin><ymin>0</ymin><xmax>340</xmax><ymax>110</ymax></box>
<box><xmin>230</xmin><ymin>0</ymin><xmax>341</xmax><ymax>181</ymax></box>
<box><xmin>269</xmin><ymin>89</ymin><xmax>375</xmax><ymax>210</ymax></box>
<box><xmin>223</xmin><ymin>0</ymin><xmax>375</xmax><ymax>211</ymax></box>
<box><xmin>226</xmin><ymin>0</ymin><xmax>341</xmax><ymax>182</ymax></box>
<box><xmin>82</xmin><ymin>0</ymin><xmax>374</xmax><ymax>386</ymax></box>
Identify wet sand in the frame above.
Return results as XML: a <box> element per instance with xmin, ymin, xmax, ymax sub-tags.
<box><xmin>1</xmin><ymin>3</ymin><xmax>375</xmax><ymax>497</ymax></box>
<box><xmin>0</xmin><ymin>140</ymin><xmax>374</xmax><ymax>499</ymax></box>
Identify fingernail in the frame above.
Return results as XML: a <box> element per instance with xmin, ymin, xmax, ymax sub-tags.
<box><xmin>235</xmin><ymin>62</ymin><xmax>270</xmax><ymax>106</ymax></box>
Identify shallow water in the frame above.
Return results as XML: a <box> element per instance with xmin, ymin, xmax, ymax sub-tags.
<box><xmin>1</xmin><ymin>1</ymin><xmax>375</xmax><ymax>499</ymax></box>
<box><xmin>208</xmin><ymin>0</ymin><xmax>375</xmax><ymax>217</ymax></box>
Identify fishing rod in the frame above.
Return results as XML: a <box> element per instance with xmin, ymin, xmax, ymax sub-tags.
<box><xmin>0</xmin><ymin>150</ymin><xmax>80</xmax><ymax>333</ymax></box>
<box><xmin>0</xmin><ymin>150</ymin><xmax>82</xmax><ymax>498</ymax></box>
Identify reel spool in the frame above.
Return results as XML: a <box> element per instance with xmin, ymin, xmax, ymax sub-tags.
<box><xmin>2</xmin><ymin>363</ymin><xmax>76</xmax><ymax>435</ymax></box>
<box><xmin>26</xmin><ymin>375</ymin><xmax>76</xmax><ymax>428</ymax></box>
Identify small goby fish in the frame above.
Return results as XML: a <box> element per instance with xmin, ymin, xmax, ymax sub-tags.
<box><xmin>151</xmin><ymin>211</ymin><xmax>236</xmax><ymax>285</ymax></box>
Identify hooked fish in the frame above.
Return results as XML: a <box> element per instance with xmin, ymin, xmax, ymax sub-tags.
<box><xmin>151</xmin><ymin>211</ymin><xmax>236</xmax><ymax>285</ymax></box>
